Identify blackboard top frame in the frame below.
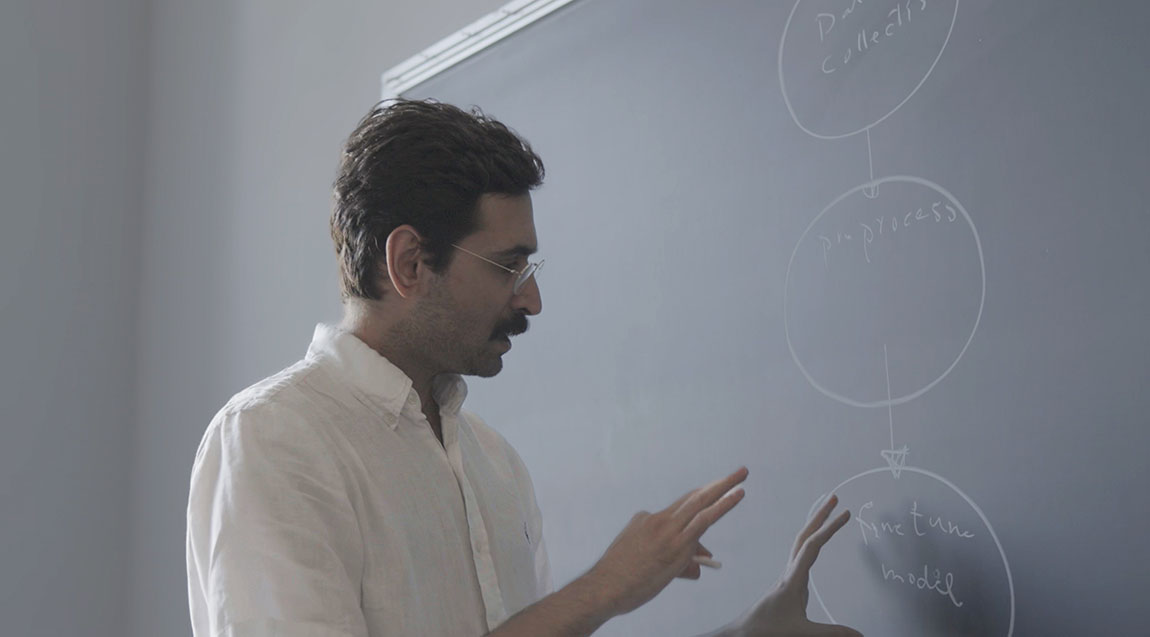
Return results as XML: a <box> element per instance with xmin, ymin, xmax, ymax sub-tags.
<box><xmin>381</xmin><ymin>0</ymin><xmax>578</xmax><ymax>100</ymax></box>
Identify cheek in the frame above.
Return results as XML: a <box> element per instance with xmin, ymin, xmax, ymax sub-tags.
<box><xmin>443</xmin><ymin>275</ymin><xmax>509</xmax><ymax>340</ymax></box>
<box><xmin>453</xmin><ymin>284</ymin><xmax>504</xmax><ymax>331</ymax></box>
<box><xmin>452</xmin><ymin>297</ymin><xmax>499</xmax><ymax>340</ymax></box>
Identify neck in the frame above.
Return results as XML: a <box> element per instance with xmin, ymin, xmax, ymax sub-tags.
<box><xmin>340</xmin><ymin>301</ymin><xmax>441</xmax><ymax>436</ymax></box>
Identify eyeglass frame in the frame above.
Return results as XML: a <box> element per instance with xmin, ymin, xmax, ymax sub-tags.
<box><xmin>450</xmin><ymin>244</ymin><xmax>544</xmax><ymax>295</ymax></box>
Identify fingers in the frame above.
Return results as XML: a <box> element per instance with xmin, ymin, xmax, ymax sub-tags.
<box><xmin>793</xmin><ymin>494</ymin><xmax>839</xmax><ymax>559</ymax></box>
<box><xmin>672</xmin><ymin>466</ymin><xmax>748</xmax><ymax>525</ymax></box>
<box><xmin>682</xmin><ymin>483</ymin><xmax>745</xmax><ymax>540</ymax></box>
<box><xmin>794</xmin><ymin>508</ymin><xmax>851</xmax><ymax>576</ymax></box>
<box><xmin>676</xmin><ymin>544</ymin><xmax>712</xmax><ymax>581</ymax></box>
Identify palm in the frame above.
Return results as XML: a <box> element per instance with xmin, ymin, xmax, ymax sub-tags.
<box><xmin>737</xmin><ymin>495</ymin><xmax>862</xmax><ymax>637</ymax></box>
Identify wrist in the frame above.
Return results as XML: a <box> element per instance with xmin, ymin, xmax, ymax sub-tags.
<box><xmin>486</xmin><ymin>570</ymin><xmax>618</xmax><ymax>637</ymax></box>
<box><xmin>569</xmin><ymin>567</ymin><xmax>622</xmax><ymax>627</ymax></box>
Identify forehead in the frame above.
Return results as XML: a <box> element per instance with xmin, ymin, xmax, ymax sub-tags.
<box><xmin>465</xmin><ymin>193</ymin><xmax>538</xmax><ymax>254</ymax></box>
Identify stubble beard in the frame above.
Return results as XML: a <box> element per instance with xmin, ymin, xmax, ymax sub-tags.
<box><xmin>411</xmin><ymin>284</ymin><xmax>506</xmax><ymax>378</ymax></box>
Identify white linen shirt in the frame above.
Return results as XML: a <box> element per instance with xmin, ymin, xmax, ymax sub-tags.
<box><xmin>186</xmin><ymin>324</ymin><xmax>552</xmax><ymax>637</ymax></box>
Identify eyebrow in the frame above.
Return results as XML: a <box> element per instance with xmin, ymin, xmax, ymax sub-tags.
<box><xmin>492</xmin><ymin>244</ymin><xmax>537</xmax><ymax>259</ymax></box>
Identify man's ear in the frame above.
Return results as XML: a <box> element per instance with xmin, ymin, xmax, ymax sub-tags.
<box><xmin>383</xmin><ymin>225</ymin><xmax>427</xmax><ymax>299</ymax></box>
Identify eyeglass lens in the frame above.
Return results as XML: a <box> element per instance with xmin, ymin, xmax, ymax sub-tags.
<box><xmin>512</xmin><ymin>261</ymin><xmax>542</xmax><ymax>294</ymax></box>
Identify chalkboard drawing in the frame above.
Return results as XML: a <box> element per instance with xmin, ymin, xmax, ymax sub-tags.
<box><xmin>880</xmin><ymin>345</ymin><xmax>910</xmax><ymax>477</ymax></box>
<box><xmin>805</xmin><ymin>469</ymin><xmax>1015</xmax><ymax>636</ymax></box>
<box><xmin>783</xmin><ymin>176</ymin><xmax>985</xmax><ymax>409</ymax></box>
<box><xmin>778</xmin><ymin>0</ymin><xmax>959</xmax><ymax>140</ymax></box>
<box><xmin>777</xmin><ymin>1</ymin><xmax>1015</xmax><ymax>633</ymax></box>
<box><xmin>779</xmin><ymin>0</ymin><xmax>960</xmax><ymax>196</ymax></box>
<box><xmin>880</xmin><ymin>444</ymin><xmax>910</xmax><ymax>475</ymax></box>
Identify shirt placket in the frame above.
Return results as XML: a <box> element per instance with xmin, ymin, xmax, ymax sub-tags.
<box><xmin>442</xmin><ymin>411</ymin><xmax>507</xmax><ymax>631</ymax></box>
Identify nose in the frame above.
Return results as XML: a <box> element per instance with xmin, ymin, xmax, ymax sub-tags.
<box><xmin>511</xmin><ymin>273</ymin><xmax>542</xmax><ymax>316</ymax></box>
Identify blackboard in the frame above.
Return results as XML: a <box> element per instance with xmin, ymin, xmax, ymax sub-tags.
<box><xmin>402</xmin><ymin>1</ymin><xmax>1150</xmax><ymax>634</ymax></box>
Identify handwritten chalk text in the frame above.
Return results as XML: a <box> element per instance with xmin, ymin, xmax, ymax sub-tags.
<box><xmin>816</xmin><ymin>199</ymin><xmax>958</xmax><ymax>266</ymax></box>
<box><xmin>857</xmin><ymin>500</ymin><xmax>975</xmax><ymax>546</ymax></box>
<box><xmin>881</xmin><ymin>562</ymin><xmax>966</xmax><ymax>608</ymax></box>
<box><xmin>818</xmin><ymin>0</ymin><xmax>930</xmax><ymax>75</ymax></box>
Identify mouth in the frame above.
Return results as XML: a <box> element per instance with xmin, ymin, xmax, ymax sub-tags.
<box><xmin>491</xmin><ymin>315</ymin><xmax>529</xmax><ymax>343</ymax></box>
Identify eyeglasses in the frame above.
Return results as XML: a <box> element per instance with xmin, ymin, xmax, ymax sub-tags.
<box><xmin>451</xmin><ymin>244</ymin><xmax>544</xmax><ymax>295</ymax></box>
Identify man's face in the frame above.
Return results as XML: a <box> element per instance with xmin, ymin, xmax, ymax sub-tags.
<box><xmin>415</xmin><ymin>193</ymin><xmax>542</xmax><ymax>377</ymax></box>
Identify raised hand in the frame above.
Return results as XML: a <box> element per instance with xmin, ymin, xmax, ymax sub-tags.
<box><xmin>587</xmin><ymin>467</ymin><xmax>749</xmax><ymax>617</ymax></box>
<box><xmin>730</xmin><ymin>494</ymin><xmax>863</xmax><ymax>637</ymax></box>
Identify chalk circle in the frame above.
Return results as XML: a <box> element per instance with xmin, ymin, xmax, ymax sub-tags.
<box><xmin>783</xmin><ymin>175</ymin><xmax>984</xmax><ymax>408</ymax></box>
<box><xmin>778</xmin><ymin>0</ymin><xmax>959</xmax><ymax>139</ymax></box>
<box><xmin>807</xmin><ymin>466</ymin><xmax>1015</xmax><ymax>636</ymax></box>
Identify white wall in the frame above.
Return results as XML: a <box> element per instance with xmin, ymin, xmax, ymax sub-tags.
<box><xmin>0</xmin><ymin>1</ymin><xmax>147</xmax><ymax>635</ymax></box>
<box><xmin>131</xmin><ymin>1</ymin><xmax>508</xmax><ymax>635</ymax></box>
<box><xmin>0</xmin><ymin>1</ymin><xmax>513</xmax><ymax>635</ymax></box>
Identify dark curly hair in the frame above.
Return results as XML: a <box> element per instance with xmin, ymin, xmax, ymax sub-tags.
<box><xmin>330</xmin><ymin>99</ymin><xmax>545</xmax><ymax>300</ymax></box>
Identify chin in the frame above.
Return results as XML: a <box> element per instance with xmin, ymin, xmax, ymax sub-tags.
<box><xmin>468</xmin><ymin>355</ymin><xmax>504</xmax><ymax>378</ymax></box>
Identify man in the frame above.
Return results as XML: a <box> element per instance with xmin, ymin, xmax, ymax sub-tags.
<box><xmin>186</xmin><ymin>99</ymin><xmax>861</xmax><ymax>637</ymax></box>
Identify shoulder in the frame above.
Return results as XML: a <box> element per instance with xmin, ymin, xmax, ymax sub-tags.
<box><xmin>193</xmin><ymin>357</ymin><xmax>333</xmax><ymax>467</ymax></box>
<box><xmin>218</xmin><ymin>356</ymin><xmax>323</xmax><ymax>419</ymax></box>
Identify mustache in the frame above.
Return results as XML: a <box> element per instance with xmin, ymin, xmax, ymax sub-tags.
<box><xmin>492</xmin><ymin>313</ymin><xmax>529</xmax><ymax>339</ymax></box>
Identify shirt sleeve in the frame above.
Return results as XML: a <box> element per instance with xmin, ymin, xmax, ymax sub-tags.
<box><xmin>186</xmin><ymin>402</ymin><xmax>368</xmax><ymax>637</ymax></box>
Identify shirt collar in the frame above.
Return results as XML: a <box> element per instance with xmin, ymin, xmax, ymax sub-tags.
<box><xmin>305</xmin><ymin>323</ymin><xmax>468</xmax><ymax>429</ymax></box>
<box><xmin>432</xmin><ymin>372</ymin><xmax>468</xmax><ymax>416</ymax></box>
